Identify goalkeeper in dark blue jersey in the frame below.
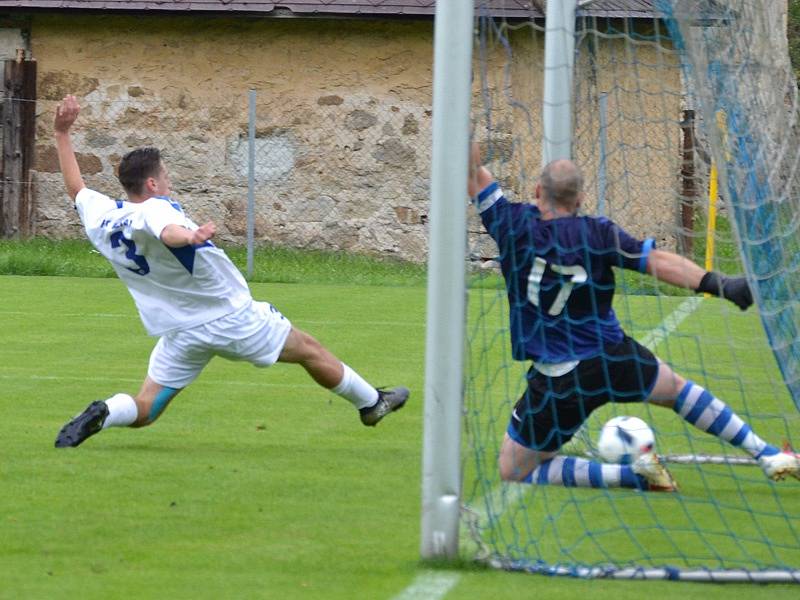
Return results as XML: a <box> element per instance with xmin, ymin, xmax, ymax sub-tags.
<box><xmin>469</xmin><ymin>144</ymin><xmax>799</xmax><ymax>491</ymax></box>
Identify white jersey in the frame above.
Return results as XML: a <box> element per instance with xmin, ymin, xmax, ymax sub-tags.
<box><xmin>76</xmin><ymin>188</ymin><xmax>252</xmax><ymax>336</ymax></box>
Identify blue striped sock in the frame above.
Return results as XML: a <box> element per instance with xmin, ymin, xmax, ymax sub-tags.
<box><xmin>674</xmin><ymin>381</ymin><xmax>779</xmax><ymax>459</ymax></box>
<box><xmin>526</xmin><ymin>456</ymin><xmax>645</xmax><ymax>489</ymax></box>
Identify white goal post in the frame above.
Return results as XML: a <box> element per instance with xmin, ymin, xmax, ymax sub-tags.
<box><xmin>421</xmin><ymin>0</ymin><xmax>582</xmax><ymax>560</ymax></box>
<box><xmin>420</xmin><ymin>0</ymin><xmax>473</xmax><ymax>560</ymax></box>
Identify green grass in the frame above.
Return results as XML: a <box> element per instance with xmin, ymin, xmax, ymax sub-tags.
<box><xmin>0</xmin><ymin>237</ymin><xmax>734</xmax><ymax>296</ymax></box>
<box><xmin>0</xmin><ymin>238</ymin><xmax>427</xmax><ymax>287</ymax></box>
<box><xmin>1</xmin><ymin>269</ymin><xmax>799</xmax><ymax>597</ymax></box>
<box><xmin>0</xmin><ymin>276</ymin><xmax>425</xmax><ymax>599</ymax></box>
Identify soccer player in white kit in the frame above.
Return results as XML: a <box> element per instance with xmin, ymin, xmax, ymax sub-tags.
<box><xmin>53</xmin><ymin>95</ymin><xmax>408</xmax><ymax>447</ymax></box>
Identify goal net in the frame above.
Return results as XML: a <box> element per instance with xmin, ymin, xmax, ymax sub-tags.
<box><xmin>463</xmin><ymin>0</ymin><xmax>800</xmax><ymax>581</ymax></box>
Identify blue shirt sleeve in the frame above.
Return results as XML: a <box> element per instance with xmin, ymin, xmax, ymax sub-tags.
<box><xmin>597</xmin><ymin>217</ymin><xmax>655</xmax><ymax>273</ymax></box>
<box><xmin>473</xmin><ymin>181</ymin><xmax>505</xmax><ymax>214</ymax></box>
<box><xmin>473</xmin><ymin>182</ymin><xmax>508</xmax><ymax>246</ymax></box>
<box><xmin>474</xmin><ymin>182</ymin><xmax>540</xmax><ymax>248</ymax></box>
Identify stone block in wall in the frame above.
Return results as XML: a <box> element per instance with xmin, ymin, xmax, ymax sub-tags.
<box><xmin>394</xmin><ymin>206</ymin><xmax>423</xmax><ymax>224</ymax></box>
<box><xmin>372</xmin><ymin>138</ymin><xmax>416</xmax><ymax>168</ymax></box>
<box><xmin>229</xmin><ymin>132</ymin><xmax>296</xmax><ymax>183</ymax></box>
<box><xmin>401</xmin><ymin>114</ymin><xmax>419</xmax><ymax>136</ymax></box>
<box><xmin>85</xmin><ymin>130</ymin><xmax>118</xmax><ymax>148</ymax></box>
<box><xmin>76</xmin><ymin>153</ymin><xmax>103</xmax><ymax>175</ymax></box>
<box><xmin>293</xmin><ymin>195</ymin><xmax>337</xmax><ymax>223</ymax></box>
<box><xmin>34</xmin><ymin>145</ymin><xmax>59</xmax><ymax>173</ymax></box>
<box><xmin>34</xmin><ymin>146</ymin><xmax>102</xmax><ymax>175</ymax></box>
<box><xmin>345</xmin><ymin>109</ymin><xmax>378</xmax><ymax>131</ymax></box>
<box><xmin>39</xmin><ymin>71</ymin><xmax>99</xmax><ymax>101</ymax></box>
<box><xmin>317</xmin><ymin>95</ymin><xmax>344</xmax><ymax>106</ymax></box>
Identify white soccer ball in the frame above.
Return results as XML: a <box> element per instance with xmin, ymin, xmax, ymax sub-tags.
<box><xmin>597</xmin><ymin>416</ymin><xmax>655</xmax><ymax>464</ymax></box>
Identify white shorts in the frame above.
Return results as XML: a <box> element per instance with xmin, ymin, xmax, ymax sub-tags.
<box><xmin>148</xmin><ymin>301</ymin><xmax>293</xmax><ymax>388</ymax></box>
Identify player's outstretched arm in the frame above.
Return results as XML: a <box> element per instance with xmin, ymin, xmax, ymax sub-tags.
<box><xmin>160</xmin><ymin>221</ymin><xmax>217</xmax><ymax>248</ymax></box>
<box><xmin>646</xmin><ymin>248</ymin><xmax>753</xmax><ymax>310</ymax></box>
<box><xmin>468</xmin><ymin>142</ymin><xmax>495</xmax><ymax>198</ymax></box>
<box><xmin>53</xmin><ymin>95</ymin><xmax>85</xmax><ymax>201</ymax></box>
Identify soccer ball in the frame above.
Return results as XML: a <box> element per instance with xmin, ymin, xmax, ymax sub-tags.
<box><xmin>596</xmin><ymin>416</ymin><xmax>655</xmax><ymax>464</ymax></box>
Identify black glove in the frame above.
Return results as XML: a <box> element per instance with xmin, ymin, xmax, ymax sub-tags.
<box><xmin>695</xmin><ymin>271</ymin><xmax>754</xmax><ymax>311</ymax></box>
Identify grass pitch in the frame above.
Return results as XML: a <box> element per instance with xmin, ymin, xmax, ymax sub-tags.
<box><xmin>1</xmin><ymin>274</ymin><xmax>799</xmax><ymax>599</ymax></box>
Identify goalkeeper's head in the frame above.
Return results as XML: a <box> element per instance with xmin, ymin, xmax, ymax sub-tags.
<box><xmin>536</xmin><ymin>159</ymin><xmax>584</xmax><ymax>216</ymax></box>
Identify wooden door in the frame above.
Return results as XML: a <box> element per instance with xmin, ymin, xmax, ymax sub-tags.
<box><xmin>0</xmin><ymin>50</ymin><xmax>36</xmax><ymax>238</ymax></box>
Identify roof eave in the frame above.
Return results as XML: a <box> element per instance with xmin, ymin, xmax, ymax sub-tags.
<box><xmin>0</xmin><ymin>5</ymin><xmax>664</xmax><ymax>21</ymax></box>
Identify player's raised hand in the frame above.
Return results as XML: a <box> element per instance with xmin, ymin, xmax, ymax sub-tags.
<box><xmin>191</xmin><ymin>221</ymin><xmax>217</xmax><ymax>245</ymax></box>
<box><xmin>469</xmin><ymin>142</ymin><xmax>482</xmax><ymax>174</ymax></box>
<box><xmin>54</xmin><ymin>95</ymin><xmax>80</xmax><ymax>134</ymax></box>
<box><xmin>468</xmin><ymin>142</ymin><xmax>495</xmax><ymax>198</ymax></box>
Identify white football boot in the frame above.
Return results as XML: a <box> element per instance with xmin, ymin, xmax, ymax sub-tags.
<box><xmin>759</xmin><ymin>444</ymin><xmax>800</xmax><ymax>481</ymax></box>
<box><xmin>633</xmin><ymin>452</ymin><xmax>678</xmax><ymax>492</ymax></box>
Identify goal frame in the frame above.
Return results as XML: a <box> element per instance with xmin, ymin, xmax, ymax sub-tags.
<box><xmin>421</xmin><ymin>0</ymin><xmax>580</xmax><ymax>560</ymax></box>
<box><xmin>421</xmin><ymin>1</ymin><xmax>800</xmax><ymax>583</ymax></box>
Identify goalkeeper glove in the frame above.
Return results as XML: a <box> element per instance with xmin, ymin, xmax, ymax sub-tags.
<box><xmin>695</xmin><ymin>271</ymin><xmax>754</xmax><ymax>311</ymax></box>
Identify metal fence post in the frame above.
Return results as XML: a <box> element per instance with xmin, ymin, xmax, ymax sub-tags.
<box><xmin>597</xmin><ymin>92</ymin><xmax>608</xmax><ymax>216</ymax></box>
<box><xmin>247</xmin><ymin>89</ymin><xmax>256</xmax><ymax>278</ymax></box>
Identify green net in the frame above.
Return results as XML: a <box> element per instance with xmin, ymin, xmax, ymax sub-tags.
<box><xmin>464</xmin><ymin>1</ymin><xmax>800</xmax><ymax>581</ymax></box>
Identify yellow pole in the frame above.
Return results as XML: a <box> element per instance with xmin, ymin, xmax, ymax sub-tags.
<box><xmin>704</xmin><ymin>110</ymin><xmax>727</xmax><ymax>297</ymax></box>
<box><xmin>705</xmin><ymin>161</ymin><xmax>719</xmax><ymax>276</ymax></box>
<box><xmin>703</xmin><ymin>163</ymin><xmax>719</xmax><ymax>298</ymax></box>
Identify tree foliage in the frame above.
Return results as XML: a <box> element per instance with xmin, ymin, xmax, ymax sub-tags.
<box><xmin>789</xmin><ymin>0</ymin><xmax>800</xmax><ymax>81</ymax></box>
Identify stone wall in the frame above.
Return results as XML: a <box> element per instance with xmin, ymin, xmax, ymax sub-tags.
<box><xmin>27</xmin><ymin>14</ymin><xmax>682</xmax><ymax>263</ymax></box>
<box><xmin>30</xmin><ymin>14</ymin><xmax>434</xmax><ymax>261</ymax></box>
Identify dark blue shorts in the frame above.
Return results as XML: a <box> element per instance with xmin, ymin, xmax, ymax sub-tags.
<box><xmin>507</xmin><ymin>336</ymin><xmax>659</xmax><ymax>452</ymax></box>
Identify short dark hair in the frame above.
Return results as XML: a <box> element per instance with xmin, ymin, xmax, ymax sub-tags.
<box><xmin>118</xmin><ymin>147</ymin><xmax>162</xmax><ymax>195</ymax></box>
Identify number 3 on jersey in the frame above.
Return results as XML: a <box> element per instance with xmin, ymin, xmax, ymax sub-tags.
<box><xmin>527</xmin><ymin>257</ymin><xmax>587</xmax><ymax>316</ymax></box>
<box><xmin>110</xmin><ymin>231</ymin><xmax>150</xmax><ymax>275</ymax></box>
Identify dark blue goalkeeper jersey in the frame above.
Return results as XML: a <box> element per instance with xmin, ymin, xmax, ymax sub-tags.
<box><xmin>475</xmin><ymin>182</ymin><xmax>654</xmax><ymax>363</ymax></box>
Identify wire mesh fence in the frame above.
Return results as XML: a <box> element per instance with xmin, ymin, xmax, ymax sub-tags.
<box><xmin>468</xmin><ymin>12</ymin><xmax>709</xmax><ymax>266</ymax></box>
<box><xmin>26</xmin><ymin>90</ymin><xmax>432</xmax><ymax>263</ymax></box>
<box><xmin>7</xmin><ymin>23</ymin><xmax>708</xmax><ymax>267</ymax></box>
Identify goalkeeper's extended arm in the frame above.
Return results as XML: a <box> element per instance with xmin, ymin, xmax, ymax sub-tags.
<box><xmin>694</xmin><ymin>271</ymin><xmax>754</xmax><ymax>311</ymax></box>
<box><xmin>468</xmin><ymin>142</ymin><xmax>495</xmax><ymax>198</ymax></box>
<box><xmin>646</xmin><ymin>249</ymin><xmax>753</xmax><ymax>311</ymax></box>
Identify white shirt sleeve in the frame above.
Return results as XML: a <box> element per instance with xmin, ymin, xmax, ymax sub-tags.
<box><xmin>74</xmin><ymin>188</ymin><xmax>117</xmax><ymax>227</ymax></box>
<box><xmin>139</xmin><ymin>198</ymin><xmax>188</xmax><ymax>239</ymax></box>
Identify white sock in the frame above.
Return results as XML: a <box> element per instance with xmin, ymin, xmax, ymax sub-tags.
<box><xmin>331</xmin><ymin>364</ymin><xmax>379</xmax><ymax>409</ymax></box>
<box><xmin>102</xmin><ymin>393</ymin><xmax>139</xmax><ymax>428</ymax></box>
